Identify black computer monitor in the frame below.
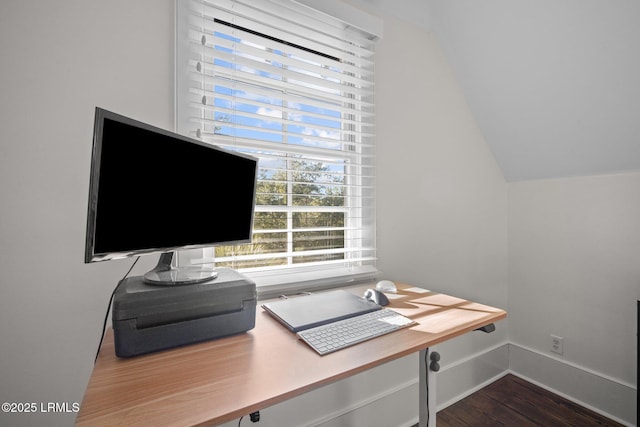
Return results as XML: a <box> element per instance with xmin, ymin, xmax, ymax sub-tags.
<box><xmin>84</xmin><ymin>107</ymin><xmax>258</xmax><ymax>285</ymax></box>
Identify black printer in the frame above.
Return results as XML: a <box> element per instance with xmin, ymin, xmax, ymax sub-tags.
<box><xmin>111</xmin><ymin>268</ymin><xmax>256</xmax><ymax>357</ymax></box>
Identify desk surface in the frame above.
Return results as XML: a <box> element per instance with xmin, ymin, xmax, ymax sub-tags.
<box><xmin>76</xmin><ymin>284</ymin><xmax>506</xmax><ymax>426</ymax></box>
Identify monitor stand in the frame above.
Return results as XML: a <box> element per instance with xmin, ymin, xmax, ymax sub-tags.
<box><xmin>143</xmin><ymin>252</ymin><xmax>218</xmax><ymax>286</ymax></box>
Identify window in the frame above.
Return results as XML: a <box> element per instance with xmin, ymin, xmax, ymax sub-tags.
<box><xmin>176</xmin><ymin>0</ymin><xmax>378</xmax><ymax>291</ymax></box>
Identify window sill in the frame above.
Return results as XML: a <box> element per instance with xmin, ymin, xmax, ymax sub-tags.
<box><xmin>247</xmin><ymin>266</ymin><xmax>379</xmax><ymax>300</ymax></box>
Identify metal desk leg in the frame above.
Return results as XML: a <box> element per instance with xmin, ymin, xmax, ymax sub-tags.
<box><xmin>418</xmin><ymin>348</ymin><xmax>437</xmax><ymax>427</ymax></box>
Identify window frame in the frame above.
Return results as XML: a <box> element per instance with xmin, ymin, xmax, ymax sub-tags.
<box><xmin>175</xmin><ymin>0</ymin><xmax>379</xmax><ymax>295</ymax></box>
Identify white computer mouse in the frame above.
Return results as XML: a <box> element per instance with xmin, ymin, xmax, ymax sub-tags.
<box><xmin>375</xmin><ymin>279</ymin><xmax>397</xmax><ymax>293</ymax></box>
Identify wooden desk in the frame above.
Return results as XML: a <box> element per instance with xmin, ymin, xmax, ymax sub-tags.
<box><xmin>76</xmin><ymin>284</ymin><xmax>506</xmax><ymax>426</ymax></box>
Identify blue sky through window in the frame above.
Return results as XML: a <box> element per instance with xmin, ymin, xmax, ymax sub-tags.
<box><xmin>211</xmin><ymin>29</ymin><xmax>348</xmax><ymax>180</ymax></box>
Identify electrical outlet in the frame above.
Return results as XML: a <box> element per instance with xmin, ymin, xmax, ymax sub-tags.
<box><xmin>550</xmin><ymin>334</ymin><xmax>564</xmax><ymax>355</ymax></box>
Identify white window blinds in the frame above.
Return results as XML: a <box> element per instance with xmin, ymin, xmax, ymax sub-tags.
<box><xmin>176</xmin><ymin>0</ymin><xmax>377</xmax><ymax>289</ymax></box>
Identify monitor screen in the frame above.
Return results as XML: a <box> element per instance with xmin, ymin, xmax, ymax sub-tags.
<box><xmin>84</xmin><ymin>107</ymin><xmax>257</xmax><ymax>284</ymax></box>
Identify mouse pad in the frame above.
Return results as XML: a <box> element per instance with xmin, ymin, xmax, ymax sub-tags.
<box><xmin>261</xmin><ymin>290</ymin><xmax>381</xmax><ymax>332</ymax></box>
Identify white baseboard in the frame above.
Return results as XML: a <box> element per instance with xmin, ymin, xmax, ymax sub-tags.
<box><xmin>435</xmin><ymin>342</ymin><xmax>510</xmax><ymax>411</ymax></box>
<box><xmin>217</xmin><ymin>341</ymin><xmax>636</xmax><ymax>427</ymax></box>
<box><xmin>303</xmin><ymin>376</ymin><xmax>419</xmax><ymax>427</ymax></box>
<box><xmin>372</xmin><ymin>341</ymin><xmax>636</xmax><ymax>427</ymax></box>
<box><xmin>509</xmin><ymin>343</ymin><xmax>637</xmax><ymax>426</ymax></box>
<box><xmin>299</xmin><ymin>343</ymin><xmax>513</xmax><ymax>427</ymax></box>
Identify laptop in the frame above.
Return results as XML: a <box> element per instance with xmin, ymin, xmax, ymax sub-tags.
<box><xmin>261</xmin><ymin>290</ymin><xmax>381</xmax><ymax>332</ymax></box>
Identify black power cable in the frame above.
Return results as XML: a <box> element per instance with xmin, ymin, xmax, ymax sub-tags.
<box><xmin>237</xmin><ymin>411</ymin><xmax>260</xmax><ymax>425</ymax></box>
<box><xmin>94</xmin><ymin>257</ymin><xmax>139</xmax><ymax>363</ymax></box>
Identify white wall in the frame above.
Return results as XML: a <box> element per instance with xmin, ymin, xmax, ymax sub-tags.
<box><xmin>425</xmin><ymin>0</ymin><xmax>640</xmax><ymax>182</ymax></box>
<box><xmin>0</xmin><ymin>1</ymin><xmax>173</xmax><ymax>426</ymax></box>
<box><xmin>508</xmin><ymin>172</ymin><xmax>639</xmax><ymax>425</ymax></box>
<box><xmin>374</xmin><ymin>2</ymin><xmax>510</xmax><ymax>398</ymax></box>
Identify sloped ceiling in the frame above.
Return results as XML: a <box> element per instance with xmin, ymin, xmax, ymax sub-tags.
<box><xmin>358</xmin><ymin>0</ymin><xmax>640</xmax><ymax>181</ymax></box>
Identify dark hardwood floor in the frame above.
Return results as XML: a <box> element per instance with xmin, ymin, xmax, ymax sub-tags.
<box><xmin>435</xmin><ymin>374</ymin><xmax>623</xmax><ymax>427</ymax></box>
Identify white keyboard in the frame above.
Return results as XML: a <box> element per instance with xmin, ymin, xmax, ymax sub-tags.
<box><xmin>297</xmin><ymin>308</ymin><xmax>415</xmax><ymax>355</ymax></box>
